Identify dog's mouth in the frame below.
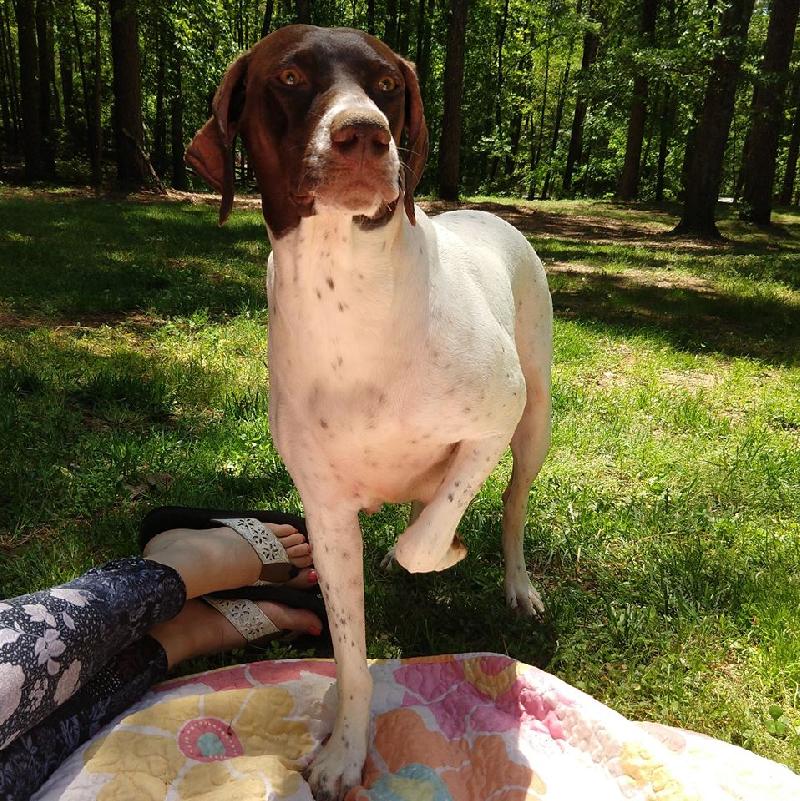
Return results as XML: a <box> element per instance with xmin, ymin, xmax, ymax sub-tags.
<box><xmin>295</xmin><ymin>162</ymin><xmax>402</xmax><ymax>218</ymax></box>
<box><xmin>291</xmin><ymin>192</ymin><xmax>317</xmax><ymax>217</ymax></box>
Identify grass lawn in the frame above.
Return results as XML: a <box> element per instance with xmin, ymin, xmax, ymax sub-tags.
<box><xmin>1</xmin><ymin>187</ymin><xmax>799</xmax><ymax>771</ymax></box>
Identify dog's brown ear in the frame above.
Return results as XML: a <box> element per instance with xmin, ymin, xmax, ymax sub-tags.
<box><xmin>185</xmin><ymin>53</ymin><xmax>249</xmax><ymax>225</ymax></box>
<box><xmin>398</xmin><ymin>58</ymin><xmax>429</xmax><ymax>225</ymax></box>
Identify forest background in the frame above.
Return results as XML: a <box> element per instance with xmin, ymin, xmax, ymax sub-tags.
<box><xmin>2</xmin><ymin>0</ymin><xmax>800</xmax><ymax>239</ymax></box>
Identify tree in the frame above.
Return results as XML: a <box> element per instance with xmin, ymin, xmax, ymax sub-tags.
<box><xmin>152</xmin><ymin>14</ymin><xmax>168</xmax><ymax>175</ymax></box>
<box><xmin>564</xmin><ymin>0</ymin><xmax>600</xmax><ymax>193</ymax></box>
<box><xmin>108</xmin><ymin>0</ymin><xmax>161</xmax><ymax>189</ymax></box>
<box><xmin>672</xmin><ymin>0</ymin><xmax>756</xmax><ymax>238</ymax></box>
<box><xmin>1</xmin><ymin>0</ymin><xmax>784</xmax><ymax>206</ymax></box>
<box><xmin>13</xmin><ymin>0</ymin><xmax>44</xmax><ymax>179</ymax></box>
<box><xmin>617</xmin><ymin>0</ymin><xmax>659</xmax><ymax>200</ymax></box>
<box><xmin>738</xmin><ymin>0</ymin><xmax>800</xmax><ymax>224</ymax></box>
<box><xmin>0</xmin><ymin>0</ymin><xmax>21</xmax><ymax>159</ymax></box>
<box><xmin>35</xmin><ymin>0</ymin><xmax>56</xmax><ymax>176</ymax></box>
<box><xmin>295</xmin><ymin>0</ymin><xmax>312</xmax><ymax>24</ymax></box>
<box><xmin>438</xmin><ymin>0</ymin><xmax>468</xmax><ymax>200</ymax></box>
<box><xmin>261</xmin><ymin>0</ymin><xmax>274</xmax><ymax>37</ymax></box>
<box><xmin>56</xmin><ymin>3</ymin><xmax>80</xmax><ymax>150</ymax></box>
<box><xmin>779</xmin><ymin>72</ymin><xmax>800</xmax><ymax>206</ymax></box>
<box><xmin>170</xmin><ymin>47</ymin><xmax>186</xmax><ymax>189</ymax></box>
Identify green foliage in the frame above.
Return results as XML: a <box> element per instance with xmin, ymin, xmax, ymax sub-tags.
<box><xmin>3</xmin><ymin>0</ymin><xmax>795</xmax><ymax>203</ymax></box>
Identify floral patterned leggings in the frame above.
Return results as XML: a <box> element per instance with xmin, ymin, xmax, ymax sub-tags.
<box><xmin>0</xmin><ymin>557</ymin><xmax>186</xmax><ymax>800</ymax></box>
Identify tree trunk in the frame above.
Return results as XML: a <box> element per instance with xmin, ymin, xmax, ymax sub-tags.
<box><xmin>90</xmin><ymin>0</ymin><xmax>102</xmax><ymax>182</ymax></box>
<box><xmin>57</xmin><ymin>6</ymin><xmax>79</xmax><ymax>150</ymax></box>
<box><xmin>488</xmin><ymin>0</ymin><xmax>510</xmax><ymax>181</ymax></box>
<box><xmin>779</xmin><ymin>72</ymin><xmax>800</xmax><ymax>205</ymax></box>
<box><xmin>505</xmin><ymin>107</ymin><xmax>522</xmax><ymax>176</ymax></box>
<box><xmin>35</xmin><ymin>0</ymin><xmax>56</xmax><ymax>175</ymax></box>
<box><xmin>563</xmin><ymin>2</ymin><xmax>600</xmax><ymax>192</ymax></box>
<box><xmin>541</xmin><ymin>60</ymin><xmax>572</xmax><ymax>198</ymax></box>
<box><xmin>0</xmin><ymin>0</ymin><xmax>19</xmax><ymax>158</ymax></box>
<box><xmin>153</xmin><ymin>17</ymin><xmax>167</xmax><ymax>176</ymax></box>
<box><xmin>738</xmin><ymin>0</ymin><xmax>800</xmax><ymax>223</ymax></box>
<box><xmin>617</xmin><ymin>0</ymin><xmax>658</xmax><ymax>200</ymax></box>
<box><xmin>1</xmin><ymin>3</ymin><xmax>21</xmax><ymax>155</ymax></box>
<box><xmin>108</xmin><ymin>0</ymin><xmax>161</xmax><ymax>189</ymax></box>
<box><xmin>170</xmin><ymin>48</ymin><xmax>186</xmax><ymax>189</ymax></box>
<box><xmin>261</xmin><ymin>0</ymin><xmax>274</xmax><ymax>37</ymax></box>
<box><xmin>367</xmin><ymin>0</ymin><xmax>374</xmax><ymax>34</ymax></box>
<box><xmin>437</xmin><ymin>0</ymin><xmax>468</xmax><ymax>200</ymax></box>
<box><xmin>384</xmin><ymin>0</ymin><xmax>398</xmax><ymax>48</ymax></box>
<box><xmin>72</xmin><ymin>0</ymin><xmax>93</xmax><ymax>176</ymax></box>
<box><xmin>295</xmin><ymin>0</ymin><xmax>311</xmax><ymax>25</ymax></box>
<box><xmin>655</xmin><ymin>83</ymin><xmax>675</xmax><ymax>202</ymax></box>
<box><xmin>528</xmin><ymin>24</ymin><xmax>551</xmax><ymax>200</ymax></box>
<box><xmin>13</xmin><ymin>0</ymin><xmax>43</xmax><ymax>179</ymax></box>
<box><xmin>672</xmin><ymin>0</ymin><xmax>755</xmax><ymax>238</ymax></box>
<box><xmin>414</xmin><ymin>0</ymin><xmax>426</xmax><ymax>74</ymax></box>
<box><xmin>415</xmin><ymin>0</ymin><xmax>435</xmax><ymax>106</ymax></box>
<box><xmin>0</xmin><ymin>26</ymin><xmax>11</xmax><ymax>161</ymax></box>
<box><xmin>398</xmin><ymin>0</ymin><xmax>410</xmax><ymax>53</ymax></box>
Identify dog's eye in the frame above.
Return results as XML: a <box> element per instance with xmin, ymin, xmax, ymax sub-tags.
<box><xmin>377</xmin><ymin>76</ymin><xmax>398</xmax><ymax>92</ymax></box>
<box><xmin>278</xmin><ymin>69</ymin><xmax>303</xmax><ymax>87</ymax></box>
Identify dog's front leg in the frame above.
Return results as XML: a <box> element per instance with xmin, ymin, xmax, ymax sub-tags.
<box><xmin>303</xmin><ymin>503</ymin><xmax>371</xmax><ymax>801</ymax></box>
<box><xmin>393</xmin><ymin>433</ymin><xmax>513</xmax><ymax>574</ymax></box>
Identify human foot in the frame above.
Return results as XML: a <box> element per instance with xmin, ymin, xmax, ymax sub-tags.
<box><xmin>149</xmin><ymin>598</ymin><xmax>324</xmax><ymax>668</ymax></box>
<box><xmin>144</xmin><ymin>520</ymin><xmax>317</xmax><ymax>599</ymax></box>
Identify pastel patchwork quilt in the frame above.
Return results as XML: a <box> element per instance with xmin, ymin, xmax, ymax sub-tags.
<box><xmin>34</xmin><ymin>654</ymin><xmax>800</xmax><ymax>801</ymax></box>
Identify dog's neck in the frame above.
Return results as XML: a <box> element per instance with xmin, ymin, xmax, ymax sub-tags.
<box><xmin>266</xmin><ymin>203</ymin><xmax>430</xmax><ymax>381</ymax></box>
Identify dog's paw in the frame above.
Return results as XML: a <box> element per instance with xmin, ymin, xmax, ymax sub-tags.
<box><xmin>379</xmin><ymin>546</ymin><xmax>397</xmax><ymax>572</ymax></box>
<box><xmin>394</xmin><ymin>531</ymin><xmax>468</xmax><ymax>573</ymax></box>
<box><xmin>305</xmin><ymin>734</ymin><xmax>366</xmax><ymax>801</ymax></box>
<box><xmin>506</xmin><ymin>575</ymin><xmax>545</xmax><ymax>618</ymax></box>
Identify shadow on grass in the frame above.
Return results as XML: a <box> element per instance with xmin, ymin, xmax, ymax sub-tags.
<box><xmin>548</xmin><ymin>267</ymin><xmax>799</xmax><ymax>366</ymax></box>
<box><xmin>0</xmin><ymin>328</ymin><xmax>558</xmax><ymax>667</ymax></box>
<box><xmin>0</xmin><ymin>195</ymin><xmax>270</xmax><ymax>319</ymax></box>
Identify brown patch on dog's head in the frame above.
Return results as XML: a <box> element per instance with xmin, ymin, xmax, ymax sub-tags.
<box><xmin>185</xmin><ymin>25</ymin><xmax>428</xmax><ymax>236</ymax></box>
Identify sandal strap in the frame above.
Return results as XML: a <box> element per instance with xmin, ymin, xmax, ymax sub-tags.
<box><xmin>202</xmin><ymin>596</ymin><xmax>280</xmax><ymax>641</ymax></box>
<box><xmin>211</xmin><ymin>517</ymin><xmax>289</xmax><ymax>568</ymax></box>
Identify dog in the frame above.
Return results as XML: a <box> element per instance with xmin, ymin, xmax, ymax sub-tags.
<box><xmin>186</xmin><ymin>24</ymin><xmax>552</xmax><ymax>800</ymax></box>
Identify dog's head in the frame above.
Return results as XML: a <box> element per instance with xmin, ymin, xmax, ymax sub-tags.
<box><xmin>186</xmin><ymin>25</ymin><xmax>428</xmax><ymax>236</ymax></box>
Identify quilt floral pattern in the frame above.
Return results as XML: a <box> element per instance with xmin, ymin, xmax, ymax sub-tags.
<box><xmin>32</xmin><ymin>655</ymin><xmax>800</xmax><ymax>801</ymax></box>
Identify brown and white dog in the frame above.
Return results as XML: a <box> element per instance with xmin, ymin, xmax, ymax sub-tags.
<box><xmin>187</xmin><ymin>25</ymin><xmax>552</xmax><ymax>800</ymax></box>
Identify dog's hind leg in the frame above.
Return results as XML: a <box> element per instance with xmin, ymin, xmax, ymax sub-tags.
<box><xmin>502</xmin><ymin>272</ymin><xmax>552</xmax><ymax>616</ymax></box>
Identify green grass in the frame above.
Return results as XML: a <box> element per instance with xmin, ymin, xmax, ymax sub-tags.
<box><xmin>1</xmin><ymin>187</ymin><xmax>799</xmax><ymax>771</ymax></box>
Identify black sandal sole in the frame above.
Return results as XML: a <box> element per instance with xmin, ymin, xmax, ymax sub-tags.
<box><xmin>139</xmin><ymin>505</ymin><xmax>330</xmax><ymax>643</ymax></box>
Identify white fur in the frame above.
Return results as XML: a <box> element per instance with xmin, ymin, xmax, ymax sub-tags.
<box><xmin>265</xmin><ymin>200</ymin><xmax>552</xmax><ymax>800</ymax></box>
<box><xmin>304</xmin><ymin>80</ymin><xmax>402</xmax><ymax>213</ymax></box>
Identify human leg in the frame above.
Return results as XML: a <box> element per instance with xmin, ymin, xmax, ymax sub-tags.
<box><xmin>0</xmin><ymin>513</ymin><xmax>316</xmax><ymax>749</ymax></box>
<box><xmin>0</xmin><ymin>597</ymin><xmax>322</xmax><ymax>800</ymax></box>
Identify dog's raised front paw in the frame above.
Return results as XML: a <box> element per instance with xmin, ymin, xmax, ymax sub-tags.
<box><xmin>505</xmin><ymin>574</ymin><xmax>545</xmax><ymax>618</ymax></box>
<box><xmin>306</xmin><ymin>733</ymin><xmax>366</xmax><ymax>801</ymax></box>
<box><xmin>394</xmin><ymin>531</ymin><xmax>468</xmax><ymax>573</ymax></box>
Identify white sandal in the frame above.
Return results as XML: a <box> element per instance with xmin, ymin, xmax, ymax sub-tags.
<box><xmin>210</xmin><ymin>516</ymin><xmax>299</xmax><ymax>586</ymax></box>
<box><xmin>201</xmin><ymin>596</ymin><xmax>282</xmax><ymax>642</ymax></box>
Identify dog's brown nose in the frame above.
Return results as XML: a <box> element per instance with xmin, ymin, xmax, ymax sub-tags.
<box><xmin>330</xmin><ymin>119</ymin><xmax>391</xmax><ymax>163</ymax></box>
